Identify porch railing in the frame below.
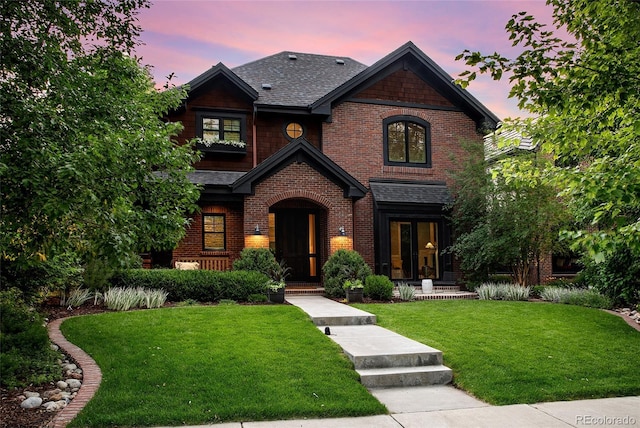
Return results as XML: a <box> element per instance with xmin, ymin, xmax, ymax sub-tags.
<box><xmin>173</xmin><ymin>257</ymin><xmax>230</xmax><ymax>271</ymax></box>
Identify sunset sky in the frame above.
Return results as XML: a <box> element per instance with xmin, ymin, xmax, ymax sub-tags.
<box><xmin>134</xmin><ymin>0</ymin><xmax>556</xmax><ymax>121</ymax></box>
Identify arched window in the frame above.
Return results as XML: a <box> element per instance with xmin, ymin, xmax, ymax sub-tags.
<box><xmin>383</xmin><ymin>116</ymin><xmax>431</xmax><ymax>167</ymax></box>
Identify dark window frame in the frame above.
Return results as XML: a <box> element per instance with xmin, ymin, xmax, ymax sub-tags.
<box><xmin>195</xmin><ymin>111</ymin><xmax>247</xmax><ymax>144</ymax></box>
<box><xmin>202</xmin><ymin>213</ymin><xmax>226</xmax><ymax>251</ymax></box>
<box><xmin>383</xmin><ymin>115</ymin><xmax>431</xmax><ymax>168</ymax></box>
<box><xmin>282</xmin><ymin>121</ymin><xmax>305</xmax><ymax>141</ymax></box>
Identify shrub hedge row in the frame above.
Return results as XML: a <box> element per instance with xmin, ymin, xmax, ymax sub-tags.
<box><xmin>110</xmin><ymin>269</ymin><xmax>269</xmax><ymax>302</ymax></box>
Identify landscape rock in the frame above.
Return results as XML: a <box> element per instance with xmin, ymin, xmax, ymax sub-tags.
<box><xmin>66</xmin><ymin>378</ymin><xmax>82</xmax><ymax>389</ymax></box>
<box><xmin>43</xmin><ymin>389</ymin><xmax>61</xmax><ymax>399</ymax></box>
<box><xmin>42</xmin><ymin>401</ymin><xmax>61</xmax><ymax>412</ymax></box>
<box><xmin>56</xmin><ymin>380</ymin><xmax>68</xmax><ymax>390</ymax></box>
<box><xmin>20</xmin><ymin>396</ymin><xmax>43</xmax><ymax>409</ymax></box>
<box><xmin>63</xmin><ymin>363</ymin><xmax>78</xmax><ymax>371</ymax></box>
<box><xmin>23</xmin><ymin>391</ymin><xmax>40</xmax><ymax>398</ymax></box>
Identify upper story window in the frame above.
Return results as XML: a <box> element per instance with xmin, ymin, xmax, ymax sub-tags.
<box><xmin>284</xmin><ymin>122</ymin><xmax>304</xmax><ymax>141</ymax></box>
<box><xmin>203</xmin><ymin>214</ymin><xmax>226</xmax><ymax>251</ymax></box>
<box><xmin>383</xmin><ymin>116</ymin><xmax>431</xmax><ymax>167</ymax></box>
<box><xmin>195</xmin><ymin>111</ymin><xmax>247</xmax><ymax>153</ymax></box>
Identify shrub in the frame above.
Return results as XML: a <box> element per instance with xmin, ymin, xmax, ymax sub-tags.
<box><xmin>364</xmin><ymin>275</ymin><xmax>394</xmax><ymax>300</ymax></box>
<box><xmin>232</xmin><ymin>248</ymin><xmax>279</xmax><ymax>276</ymax></box>
<box><xmin>102</xmin><ymin>287</ymin><xmax>168</xmax><ymax>311</ymax></box>
<box><xmin>397</xmin><ymin>282</ymin><xmax>416</xmax><ymax>301</ymax></box>
<box><xmin>579</xmin><ymin>245</ymin><xmax>640</xmax><ymax>306</ymax></box>
<box><xmin>540</xmin><ymin>286</ymin><xmax>572</xmax><ymax>303</ymax></box>
<box><xmin>321</xmin><ymin>250</ymin><xmax>372</xmax><ymax>298</ymax></box>
<box><xmin>489</xmin><ymin>274</ymin><xmax>513</xmax><ymax>284</ymax></box>
<box><xmin>477</xmin><ymin>283</ymin><xmax>530</xmax><ymax>301</ymax></box>
<box><xmin>540</xmin><ymin>287</ymin><xmax>612</xmax><ymax>309</ymax></box>
<box><xmin>110</xmin><ymin>269</ymin><xmax>269</xmax><ymax>302</ymax></box>
<box><xmin>248</xmin><ymin>293</ymin><xmax>268</xmax><ymax>303</ymax></box>
<box><xmin>1</xmin><ymin>256</ymin><xmax>83</xmax><ymax>305</ymax></box>
<box><xmin>62</xmin><ymin>287</ymin><xmax>94</xmax><ymax>308</ymax></box>
<box><xmin>83</xmin><ymin>257</ymin><xmax>114</xmax><ymax>291</ymax></box>
<box><xmin>0</xmin><ymin>289</ymin><xmax>59</xmax><ymax>388</ymax></box>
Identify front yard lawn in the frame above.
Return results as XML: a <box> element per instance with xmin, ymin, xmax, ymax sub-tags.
<box><xmin>355</xmin><ymin>300</ymin><xmax>640</xmax><ymax>405</ymax></box>
<box><xmin>60</xmin><ymin>305</ymin><xmax>386</xmax><ymax>427</ymax></box>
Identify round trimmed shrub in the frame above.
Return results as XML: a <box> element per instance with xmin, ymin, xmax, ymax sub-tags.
<box><xmin>232</xmin><ymin>248</ymin><xmax>279</xmax><ymax>276</ymax></box>
<box><xmin>364</xmin><ymin>275</ymin><xmax>394</xmax><ymax>300</ymax></box>
<box><xmin>322</xmin><ymin>250</ymin><xmax>372</xmax><ymax>298</ymax></box>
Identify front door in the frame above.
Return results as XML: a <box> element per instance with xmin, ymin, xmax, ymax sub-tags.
<box><xmin>389</xmin><ymin>220</ymin><xmax>440</xmax><ymax>280</ymax></box>
<box><xmin>272</xmin><ymin>210</ymin><xmax>319</xmax><ymax>282</ymax></box>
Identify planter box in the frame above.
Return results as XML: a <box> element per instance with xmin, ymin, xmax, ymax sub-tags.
<box><xmin>267</xmin><ymin>288</ymin><xmax>285</xmax><ymax>304</ymax></box>
<box><xmin>346</xmin><ymin>288</ymin><xmax>363</xmax><ymax>303</ymax></box>
<box><xmin>196</xmin><ymin>142</ymin><xmax>246</xmax><ymax>155</ymax></box>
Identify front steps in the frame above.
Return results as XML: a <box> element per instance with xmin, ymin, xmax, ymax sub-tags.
<box><xmin>322</xmin><ymin>324</ymin><xmax>453</xmax><ymax>388</ymax></box>
<box><xmin>286</xmin><ymin>296</ymin><xmax>453</xmax><ymax>388</ymax></box>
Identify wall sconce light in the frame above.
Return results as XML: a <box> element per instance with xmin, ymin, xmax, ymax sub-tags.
<box><xmin>253</xmin><ymin>225</ymin><xmax>261</xmax><ymax>235</ymax></box>
<box><xmin>425</xmin><ymin>242</ymin><xmax>435</xmax><ymax>249</ymax></box>
<box><xmin>338</xmin><ymin>226</ymin><xmax>346</xmax><ymax>236</ymax></box>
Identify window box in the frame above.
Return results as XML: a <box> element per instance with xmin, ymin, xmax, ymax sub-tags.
<box><xmin>195</xmin><ymin>140</ymin><xmax>247</xmax><ymax>154</ymax></box>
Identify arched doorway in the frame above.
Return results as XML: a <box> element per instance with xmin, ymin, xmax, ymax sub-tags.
<box><xmin>269</xmin><ymin>199</ymin><xmax>326</xmax><ymax>283</ymax></box>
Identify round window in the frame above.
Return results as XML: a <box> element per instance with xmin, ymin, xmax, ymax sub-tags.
<box><xmin>285</xmin><ymin>122</ymin><xmax>304</xmax><ymax>139</ymax></box>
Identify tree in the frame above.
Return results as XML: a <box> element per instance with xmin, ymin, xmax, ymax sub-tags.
<box><xmin>448</xmin><ymin>141</ymin><xmax>568</xmax><ymax>286</ymax></box>
<box><xmin>0</xmin><ymin>1</ymin><xmax>200</xmax><ymax>272</ymax></box>
<box><xmin>456</xmin><ymin>0</ymin><xmax>640</xmax><ymax>263</ymax></box>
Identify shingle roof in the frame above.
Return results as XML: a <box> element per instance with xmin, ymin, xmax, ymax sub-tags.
<box><xmin>370</xmin><ymin>180</ymin><xmax>452</xmax><ymax>205</ymax></box>
<box><xmin>186</xmin><ymin>170</ymin><xmax>246</xmax><ymax>186</ymax></box>
<box><xmin>232</xmin><ymin>51</ymin><xmax>368</xmax><ymax>107</ymax></box>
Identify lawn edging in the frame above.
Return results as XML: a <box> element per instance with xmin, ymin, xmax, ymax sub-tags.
<box><xmin>46</xmin><ymin>317</ymin><xmax>102</xmax><ymax>428</ymax></box>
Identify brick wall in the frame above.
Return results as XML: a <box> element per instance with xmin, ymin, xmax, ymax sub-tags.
<box><xmin>323</xmin><ymin>101</ymin><xmax>483</xmax><ymax>267</ymax></box>
<box><xmin>172</xmin><ymin>202</ymin><xmax>244</xmax><ymax>262</ymax></box>
<box><xmin>244</xmin><ymin>162</ymin><xmax>354</xmax><ymax>255</ymax></box>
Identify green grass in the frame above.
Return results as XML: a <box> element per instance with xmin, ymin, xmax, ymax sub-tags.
<box><xmin>354</xmin><ymin>300</ymin><xmax>640</xmax><ymax>405</ymax></box>
<box><xmin>61</xmin><ymin>305</ymin><xmax>386</xmax><ymax>427</ymax></box>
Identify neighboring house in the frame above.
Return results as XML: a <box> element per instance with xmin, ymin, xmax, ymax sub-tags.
<box><xmin>156</xmin><ymin>41</ymin><xmax>500</xmax><ymax>287</ymax></box>
<box><xmin>484</xmin><ymin>131</ymin><xmax>582</xmax><ymax>284</ymax></box>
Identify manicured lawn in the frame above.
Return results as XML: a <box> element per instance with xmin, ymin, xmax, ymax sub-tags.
<box><xmin>355</xmin><ymin>300</ymin><xmax>640</xmax><ymax>405</ymax></box>
<box><xmin>60</xmin><ymin>305</ymin><xmax>386</xmax><ymax>427</ymax></box>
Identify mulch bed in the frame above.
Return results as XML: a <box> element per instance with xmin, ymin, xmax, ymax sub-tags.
<box><xmin>0</xmin><ymin>301</ymin><xmax>109</xmax><ymax>428</ymax></box>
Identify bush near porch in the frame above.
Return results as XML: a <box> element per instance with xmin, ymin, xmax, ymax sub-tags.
<box><xmin>110</xmin><ymin>269</ymin><xmax>268</xmax><ymax>302</ymax></box>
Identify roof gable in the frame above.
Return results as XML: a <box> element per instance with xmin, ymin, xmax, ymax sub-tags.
<box><xmin>310</xmin><ymin>41</ymin><xmax>499</xmax><ymax>129</ymax></box>
<box><xmin>232</xmin><ymin>139</ymin><xmax>367</xmax><ymax>199</ymax></box>
<box><xmin>186</xmin><ymin>62</ymin><xmax>258</xmax><ymax>101</ymax></box>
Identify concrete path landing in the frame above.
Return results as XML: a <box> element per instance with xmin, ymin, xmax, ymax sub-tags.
<box><xmin>285</xmin><ymin>295</ymin><xmax>376</xmax><ymax>326</ymax></box>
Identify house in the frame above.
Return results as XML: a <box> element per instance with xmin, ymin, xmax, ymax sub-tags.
<box><xmin>155</xmin><ymin>41</ymin><xmax>500</xmax><ymax>287</ymax></box>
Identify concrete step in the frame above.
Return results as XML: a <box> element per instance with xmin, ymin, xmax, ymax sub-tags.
<box><xmin>357</xmin><ymin>365</ymin><xmax>453</xmax><ymax>388</ymax></box>
<box><xmin>321</xmin><ymin>325</ymin><xmax>443</xmax><ymax>369</ymax></box>
<box><xmin>286</xmin><ymin>295</ymin><xmax>376</xmax><ymax>326</ymax></box>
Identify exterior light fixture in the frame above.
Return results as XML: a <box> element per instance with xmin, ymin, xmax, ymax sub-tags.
<box><xmin>254</xmin><ymin>225</ymin><xmax>261</xmax><ymax>235</ymax></box>
<box><xmin>425</xmin><ymin>242</ymin><xmax>435</xmax><ymax>249</ymax></box>
<box><xmin>338</xmin><ymin>226</ymin><xmax>346</xmax><ymax>236</ymax></box>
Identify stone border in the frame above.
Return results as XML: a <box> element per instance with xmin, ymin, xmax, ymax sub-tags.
<box><xmin>605</xmin><ymin>309</ymin><xmax>640</xmax><ymax>333</ymax></box>
<box><xmin>46</xmin><ymin>318</ymin><xmax>102</xmax><ymax>428</ymax></box>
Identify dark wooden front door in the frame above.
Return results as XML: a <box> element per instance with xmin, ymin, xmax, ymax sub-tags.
<box><xmin>274</xmin><ymin>210</ymin><xmax>319</xmax><ymax>282</ymax></box>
